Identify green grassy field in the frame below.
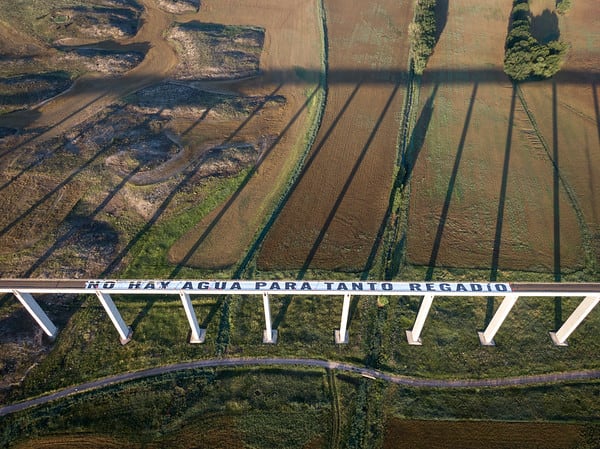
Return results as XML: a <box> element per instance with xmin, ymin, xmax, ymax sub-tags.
<box><xmin>2</xmin><ymin>368</ymin><xmax>340</xmax><ymax>449</ymax></box>
<box><xmin>2</xmin><ymin>368</ymin><xmax>599</xmax><ymax>449</ymax></box>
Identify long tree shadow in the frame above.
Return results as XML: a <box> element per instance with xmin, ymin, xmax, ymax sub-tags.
<box><xmin>0</xmin><ymin>144</ymin><xmax>112</xmax><ymax>240</ymax></box>
<box><xmin>435</xmin><ymin>0</ymin><xmax>449</xmax><ymax>43</ymax></box>
<box><xmin>490</xmin><ymin>84</ymin><xmax>517</xmax><ymax>280</ymax></box>
<box><xmin>200</xmin><ymin>297</ymin><xmax>224</xmax><ymax>329</ymax></box>
<box><xmin>486</xmin><ymin>84</ymin><xmax>517</xmax><ymax>326</ymax></box>
<box><xmin>97</xmin><ymin>83</ymin><xmax>287</xmax><ymax>335</ymax></box>
<box><xmin>130</xmin><ymin>295</ymin><xmax>155</xmax><ymax>333</ymax></box>
<box><xmin>0</xmin><ymin>152</ymin><xmax>48</xmax><ymax>195</ymax></box>
<box><xmin>425</xmin><ymin>82</ymin><xmax>479</xmax><ymax>281</ymax></box>
<box><xmin>181</xmin><ymin>104</ymin><xmax>213</xmax><ymax>136</ymax></box>
<box><xmin>552</xmin><ymin>81</ymin><xmax>561</xmax><ymax>282</ymax></box>
<box><xmin>248</xmin><ymin>84</ymin><xmax>367</xmax><ymax>331</ymax></box>
<box><xmin>403</xmin><ymin>83</ymin><xmax>438</xmax><ymax>184</ymax></box>
<box><xmin>272</xmin><ymin>295</ymin><xmax>292</xmax><ymax>330</ymax></box>
<box><xmin>0</xmin><ymin>90</ymin><xmax>108</xmax><ymax>161</ymax></box>
<box><xmin>594</xmin><ymin>82</ymin><xmax>600</xmax><ymax>148</ymax></box>
<box><xmin>171</xmin><ymin>82</ymin><xmax>320</xmax><ymax>276</ymax></box>
<box><xmin>298</xmin><ymin>83</ymin><xmax>401</xmax><ymax>277</ymax></box>
<box><xmin>552</xmin><ymin>80</ymin><xmax>563</xmax><ymax>329</ymax></box>
<box><xmin>0</xmin><ymin>101</ymin><xmax>160</xmax><ymax>245</ymax></box>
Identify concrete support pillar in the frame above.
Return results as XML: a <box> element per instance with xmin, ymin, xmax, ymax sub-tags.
<box><xmin>95</xmin><ymin>291</ymin><xmax>132</xmax><ymax>344</ymax></box>
<box><xmin>550</xmin><ymin>295</ymin><xmax>599</xmax><ymax>346</ymax></box>
<box><xmin>179</xmin><ymin>291</ymin><xmax>205</xmax><ymax>343</ymax></box>
<box><xmin>478</xmin><ymin>294</ymin><xmax>519</xmax><ymax>346</ymax></box>
<box><xmin>406</xmin><ymin>294</ymin><xmax>434</xmax><ymax>345</ymax></box>
<box><xmin>13</xmin><ymin>290</ymin><xmax>58</xmax><ymax>340</ymax></box>
<box><xmin>262</xmin><ymin>292</ymin><xmax>277</xmax><ymax>343</ymax></box>
<box><xmin>335</xmin><ymin>294</ymin><xmax>351</xmax><ymax>344</ymax></box>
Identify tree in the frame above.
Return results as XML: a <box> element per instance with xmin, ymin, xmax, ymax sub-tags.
<box><xmin>503</xmin><ymin>0</ymin><xmax>568</xmax><ymax>81</ymax></box>
<box><xmin>409</xmin><ymin>0</ymin><xmax>438</xmax><ymax>75</ymax></box>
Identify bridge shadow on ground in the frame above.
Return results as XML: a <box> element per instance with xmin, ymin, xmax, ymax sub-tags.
<box><xmin>297</xmin><ymin>83</ymin><xmax>402</xmax><ymax>277</ymax></box>
<box><xmin>253</xmin><ymin>82</ymin><xmax>367</xmax><ymax>331</ymax></box>
<box><xmin>102</xmin><ymin>83</ymin><xmax>286</xmax><ymax>278</ymax></box>
<box><xmin>425</xmin><ymin>82</ymin><xmax>480</xmax><ymax>282</ymax></box>
<box><xmin>168</xmin><ymin>82</ymin><xmax>321</xmax><ymax>276</ymax></box>
<box><xmin>594</xmin><ymin>82</ymin><xmax>600</xmax><ymax>148</ymax></box>
<box><xmin>99</xmin><ymin>84</ymin><xmax>290</xmax><ymax>329</ymax></box>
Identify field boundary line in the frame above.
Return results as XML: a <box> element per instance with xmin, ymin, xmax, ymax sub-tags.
<box><xmin>232</xmin><ymin>0</ymin><xmax>329</xmax><ymax>279</ymax></box>
<box><xmin>2</xmin><ymin>357</ymin><xmax>599</xmax><ymax>417</ymax></box>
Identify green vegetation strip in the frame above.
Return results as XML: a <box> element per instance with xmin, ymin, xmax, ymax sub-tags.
<box><xmin>2</xmin><ymin>357</ymin><xmax>599</xmax><ymax>416</ymax></box>
<box><xmin>409</xmin><ymin>0</ymin><xmax>438</xmax><ymax>75</ymax></box>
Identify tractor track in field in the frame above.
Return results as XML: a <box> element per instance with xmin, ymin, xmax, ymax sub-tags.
<box><xmin>1</xmin><ymin>357</ymin><xmax>599</xmax><ymax>417</ymax></box>
<box><xmin>515</xmin><ymin>85</ymin><xmax>597</xmax><ymax>272</ymax></box>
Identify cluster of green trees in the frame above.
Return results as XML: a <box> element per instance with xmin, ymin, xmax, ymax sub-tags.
<box><xmin>504</xmin><ymin>0</ymin><xmax>568</xmax><ymax>81</ymax></box>
<box><xmin>409</xmin><ymin>0</ymin><xmax>437</xmax><ymax>75</ymax></box>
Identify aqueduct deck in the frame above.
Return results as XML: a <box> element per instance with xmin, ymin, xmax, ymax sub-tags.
<box><xmin>1</xmin><ymin>279</ymin><xmax>598</xmax><ymax>347</ymax></box>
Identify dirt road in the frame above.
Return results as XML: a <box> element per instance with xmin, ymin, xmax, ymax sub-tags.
<box><xmin>1</xmin><ymin>357</ymin><xmax>598</xmax><ymax>417</ymax></box>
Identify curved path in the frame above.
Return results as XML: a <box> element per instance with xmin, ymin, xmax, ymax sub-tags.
<box><xmin>1</xmin><ymin>357</ymin><xmax>599</xmax><ymax>417</ymax></box>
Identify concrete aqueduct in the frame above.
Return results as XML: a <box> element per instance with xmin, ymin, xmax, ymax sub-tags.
<box><xmin>1</xmin><ymin>279</ymin><xmax>598</xmax><ymax>347</ymax></box>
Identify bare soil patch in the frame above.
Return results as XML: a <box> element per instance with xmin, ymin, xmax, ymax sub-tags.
<box><xmin>257</xmin><ymin>0</ymin><xmax>412</xmax><ymax>272</ymax></box>
<box><xmin>405</xmin><ymin>0</ymin><xmax>597</xmax><ymax>274</ymax></box>
<box><xmin>383</xmin><ymin>419</ymin><xmax>585</xmax><ymax>449</ymax></box>
<box><xmin>167</xmin><ymin>0</ymin><xmax>324</xmax><ymax>269</ymax></box>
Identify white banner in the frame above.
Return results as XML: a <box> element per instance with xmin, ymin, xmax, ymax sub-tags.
<box><xmin>84</xmin><ymin>280</ymin><xmax>512</xmax><ymax>294</ymax></box>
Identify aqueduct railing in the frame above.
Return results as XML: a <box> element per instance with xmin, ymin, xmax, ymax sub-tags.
<box><xmin>1</xmin><ymin>279</ymin><xmax>598</xmax><ymax>346</ymax></box>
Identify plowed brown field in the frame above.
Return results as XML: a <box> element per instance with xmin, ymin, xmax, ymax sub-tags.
<box><xmin>167</xmin><ymin>0</ymin><xmax>325</xmax><ymax>269</ymax></box>
<box><xmin>383</xmin><ymin>419</ymin><xmax>585</xmax><ymax>449</ymax></box>
<box><xmin>405</xmin><ymin>0</ymin><xmax>599</xmax><ymax>276</ymax></box>
<box><xmin>257</xmin><ymin>0</ymin><xmax>412</xmax><ymax>272</ymax></box>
